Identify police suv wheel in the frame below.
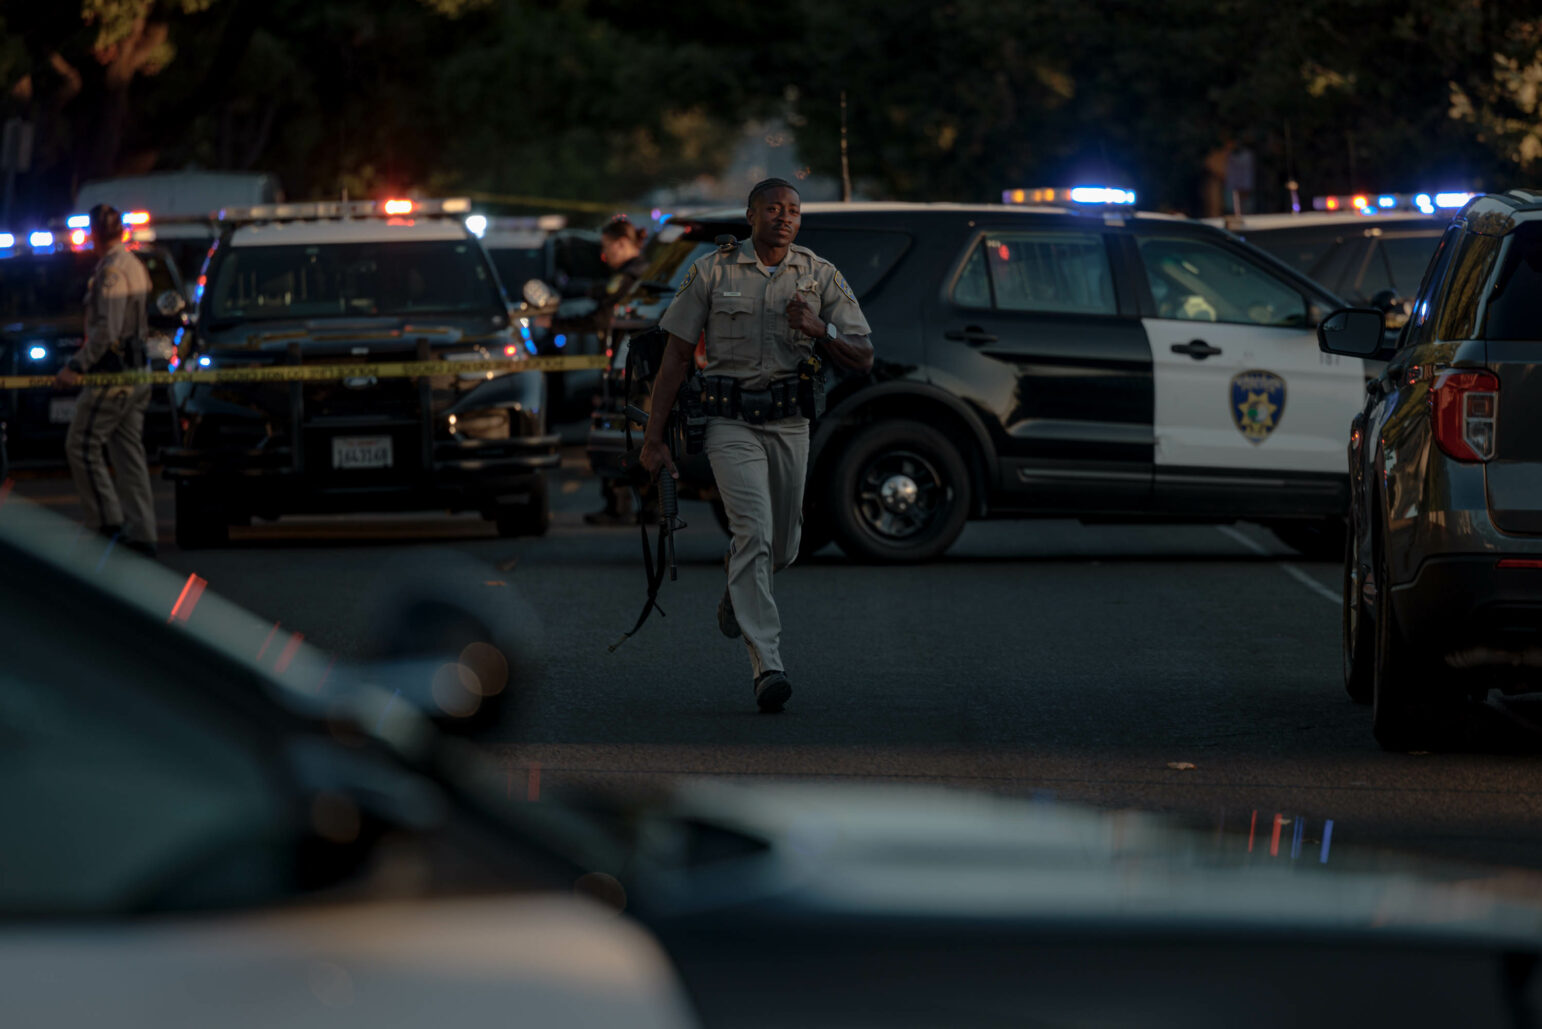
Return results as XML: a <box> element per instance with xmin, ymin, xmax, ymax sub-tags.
<box><xmin>1342</xmin><ymin>525</ymin><xmax>1374</xmax><ymax>704</ymax></box>
<box><xmin>829</xmin><ymin>420</ymin><xmax>970</xmax><ymax>563</ymax></box>
<box><xmin>173</xmin><ymin>481</ymin><xmax>229</xmax><ymax>550</ymax></box>
<box><xmin>1370</xmin><ymin>524</ymin><xmax>1466</xmax><ymax>751</ymax></box>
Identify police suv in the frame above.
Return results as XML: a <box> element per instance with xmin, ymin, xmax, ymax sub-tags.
<box><xmin>1321</xmin><ymin>190</ymin><xmax>1542</xmax><ymax>750</ymax></box>
<box><xmin>162</xmin><ymin>198</ymin><xmax>557</xmax><ymax>549</ymax></box>
<box><xmin>1207</xmin><ymin>192</ymin><xmax>1459</xmax><ymax>327</ymax></box>
<box><xmin>593</xmin><ymin>190</ymin><xmax>1367</xmax><ymax>563</ymax></box>
<box><xmin>0</xmin><ymin>217</ymin><xmax>186</xmax><ymax>464</ymax></box>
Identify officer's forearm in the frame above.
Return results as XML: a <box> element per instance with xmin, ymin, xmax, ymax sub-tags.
<box><xmin>643</xmin><ymin>335</ymin><xmax>695</xmax><ymax>445</ymax></box>
<box><xmin>826</xmin><ymin>331</ymin><xmax>873</xmax><ymax>372</ymax></box>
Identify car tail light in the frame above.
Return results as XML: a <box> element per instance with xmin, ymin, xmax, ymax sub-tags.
<box><xmin>1429</xmin><ymin>369</ymin><xmax>1499</xmax><ymax>462</ymax></box>
<box><xmin>1498</xmin><ymin>559</ymin><xmax>1542</xmax><ymax>569</ymax></box>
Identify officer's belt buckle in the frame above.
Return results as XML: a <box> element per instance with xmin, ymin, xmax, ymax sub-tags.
<box><xmin>737</xmin><ymin>388</ymin><xmax>774</xmax><ymax>425</ymax></box>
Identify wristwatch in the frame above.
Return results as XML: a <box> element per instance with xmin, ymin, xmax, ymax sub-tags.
<box><xmin>824</xmin><ymin>321</ymin><xmax>839</xmax><ymax>341</ymax></box>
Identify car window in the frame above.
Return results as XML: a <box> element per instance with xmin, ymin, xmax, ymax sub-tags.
<box><xmin>207</xmin><ymin>241</ymin><xmax>504</xmax><ymax>321</ymax></box>
<box><xmin>1432</xmin><ymin>230</ymin><xmax>1503</xmax><ymax>343</ymax></box>
<box><xmin>1138</xmin><ymin>236</ymin><xmax>1306</xmax><ymax>327</ymax></box>
<box><xmin>489</xmin><ymin>245</ymin><xmax>548</xmax><ymax>294</ymax></box>
<box><xmin>1373</xmin><ymin>234</ymin><xmax>1444</xmax><ymax>300</ymax></box>
<box><xmin>1242</xmin><ymin>227</ymin><xmax>1343</xmax><ymax>276</ymax></box>
<box><xmin>1481</xmin><ymin>221</ymin><xmax>1542</xmax><ymax>341</ymax></box>
<box><xmin>953</xmin><ymin>231</ymin><xmax>1115</xmax><ymax>315</ymax></box>
<box><xmin>793</xmin><ymin>229</ymin><xmax>911</xmax><ymax>300</ymax></box>
<box><xmin>1400</xmin><ymin>224</ymin><xmax>1460</xmax><ymax>349</ymax></box>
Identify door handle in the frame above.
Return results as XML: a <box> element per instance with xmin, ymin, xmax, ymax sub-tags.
<box><xmin>945</xmin><ymin>326</ymin><xmax>999</xmax><ymax>345</ymax></box>
<box><xmin>1171</xmin><ymin>339</ymin><xmax>1223</xmax><ymax>359</ymax></box>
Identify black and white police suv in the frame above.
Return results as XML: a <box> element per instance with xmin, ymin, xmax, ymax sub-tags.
<box><xmin>162</xmin><ymin>198</ymin><xmax>557</xmax><ymax>549</ymax></box>
<box><xmin>1211</xmin><ymin>192</ymin><xmax>1459</xmax><ymax>328</ymax></box>
<box><xmin>593</xmin><ymin>190</ymin><xmax>1368</xmax><ymax>562</ymax></box>
<box><xmin>1321</xmin><ymin>190</ymin><xmax>1542</xmax><ymax>751</ymax></box>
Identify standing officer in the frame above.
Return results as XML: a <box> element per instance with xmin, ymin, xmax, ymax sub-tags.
<box><xmin>640</xmin><ymin>179</ymin><xmax>873</xmax><ymax>712</ymax></box>
<box><xmin>54</xmin><ymin>203</ymin><xmax>158</xmax><ymax>558</ymax></box>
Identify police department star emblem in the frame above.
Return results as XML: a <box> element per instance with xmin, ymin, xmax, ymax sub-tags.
<box><xmin>833</xmin><ymin>270</ymin><xmax>856</xmax><ymax>303</ymax></box>
<box><xmin>1230</xmin><ymin>369</ymin><xmax>1287</xmax><ymax>444</ymax></box>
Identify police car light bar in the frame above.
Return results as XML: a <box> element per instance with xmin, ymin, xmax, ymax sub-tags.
<box><xmin>66</xmin><ymin>214</ymin><xmax>90</xmax><ymax>229</ymax></box>
<box><xmin>217</xmin><ymin>197</ymin><xmax>474</xmax><ymax>223</ymax></box>
<box><xmin>1313</xmin><ymin>191</ymin><xmax>1474</xmax><ymax>215</ymax></box>
<box><xmin>1004</xmin><ymin>186</ymin><xmax>1138</xmax><ymax>206</ymax></box>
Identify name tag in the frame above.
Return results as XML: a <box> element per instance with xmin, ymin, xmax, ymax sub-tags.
<box><xmin>719</xmin><ymin>291</ymin><xmax>742</xmax><ymax>297</ymax></box>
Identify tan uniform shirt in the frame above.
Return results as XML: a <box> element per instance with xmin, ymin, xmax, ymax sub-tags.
<box><xmin>75</xmin><ymin>242</ymin><xmax>152</xmax><ymax>372</ymax></box>
<box><xmin>659</xmin><ymin>239</ymin><xmax>871</xmax><ymax>391</ymax></box>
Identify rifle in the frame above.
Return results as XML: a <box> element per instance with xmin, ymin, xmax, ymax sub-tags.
<box><xmin>608</xmin><ymin>334</ymin><xmax>686</xmax><ymax>652</ymax></box>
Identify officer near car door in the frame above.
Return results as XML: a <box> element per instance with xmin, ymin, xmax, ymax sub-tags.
<box><xmin>640</xmin><ymin>179</ymin><xmax>873</xmax><ymax>712</ymax></box>
<box><xmin>54</xmin><ymin>203</ymin><xmax>158</xmax><ymax>558</ymax></box>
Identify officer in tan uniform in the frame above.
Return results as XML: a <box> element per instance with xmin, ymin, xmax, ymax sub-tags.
<box><xmin>54</xmin><ymin>204</ymin><xmax>158</xmax><ymax>558</ymax></box>
<box><xmin>641</xmin><ymin>179</ymin><xmax>873</xmax><ymax>712</ymax></box>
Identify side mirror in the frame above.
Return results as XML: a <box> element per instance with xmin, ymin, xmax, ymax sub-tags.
<box><xmin>155</xmin><ymin>289</ymin><xmax>186</xmax><ymax>318</ymax></box>
<box><xmin>1317</xmin><ymin>307</ymin><xmax>1387</xmax><ymax>357</ymax></box>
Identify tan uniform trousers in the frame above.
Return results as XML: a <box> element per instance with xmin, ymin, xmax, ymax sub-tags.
<box><xmin>706</xmin><ymin>416</ymin><xmax>809</xmax><ymax>677</ymax></box>
<box><xmin>66</xmin><ymin>384</ymin><xmax>157</xmax><ymax>546</ymax></box>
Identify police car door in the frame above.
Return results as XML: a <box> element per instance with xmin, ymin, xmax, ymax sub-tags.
<box><xmin>1134</xmin><ymin>232</ymin><xmax>1363</xmax><ymax>478</ymax></box>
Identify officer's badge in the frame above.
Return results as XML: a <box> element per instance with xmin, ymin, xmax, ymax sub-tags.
<box><xmin>675</xmin><ymin>263</ymin><xmax>698</xmax><ymax>297</ymax></box>
<box><xmin>796</xmin><ymin>274</ymin><xmax>819</xmax><ymax>295</ymax></box>
<box><xmin>1230</xmin><ymin>370</ymin><xmax>1287</xmax><ymax>444</ymax></box>
<box><xmin>833</xmin><ymin>270</ymin><xmax>856</xmax><ymax>303</ymax></box>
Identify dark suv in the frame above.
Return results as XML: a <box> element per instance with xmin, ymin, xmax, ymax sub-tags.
<box><xmin>163</xmin><ymin>200</ymin><xmax>557</xmax><ymax>549</ymax></box>
<box><xmin>1320</xmin><ymin>190</ymin><xmax>1542</xmax><ymax>751</ymax></box>
<box><xmin>592</xmin><ymin>202</ymin><xmax>1362</xmax><ymax>563</ymax></box>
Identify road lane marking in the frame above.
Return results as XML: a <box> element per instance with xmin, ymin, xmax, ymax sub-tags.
<box><xmin>1215</xmin><ymin>525</ymin><xmax>1339</xmax><ymax>605</ymax></box>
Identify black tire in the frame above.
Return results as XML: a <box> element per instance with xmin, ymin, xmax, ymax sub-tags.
<box><xmin>173</xmin><ymin>481</ymin><xmax>229</xmax><ymax>550</ymax></box>
<box><xmin>493</xmin><ymin>475</ymin><xmax>549</xmax><ymax>538</ymax></box>
<box><xmin>1271</xmin><ymin>517</ymin><xmax>1346</xmax><ymax>561</ymax></box>
<box><xmin>828</xmin><ymin>420</ymin><xmax>971</xmax><ymax>563</ymax></box>
<box><xmin>1342</xmin><ymin>524</ymin><xmax>1374</xmax><ymax>704</ymax></box>
<box><xmin>1370</xmin><ymin>526</ymin><xmax>1466</xmax><ymax>751</ymax></box>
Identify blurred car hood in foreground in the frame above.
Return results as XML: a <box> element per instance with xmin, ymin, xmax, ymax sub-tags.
<box><xmin>0</xmin><ymin>895</ymin><xmax>696</xmax><ymax>1029</ymax></box>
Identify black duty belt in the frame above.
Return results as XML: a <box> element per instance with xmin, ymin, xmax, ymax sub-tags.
<box><xmin>699</xmin><ymin>374</ymin><xmax>803</xmax><ymax>425</ymax></box>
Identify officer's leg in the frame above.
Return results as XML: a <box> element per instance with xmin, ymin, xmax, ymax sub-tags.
<box><xmin>105</xmin><ymin>385</ymin><xmax>157</xmax><ymax>547</ymax></box>
<box><xmin>765</xmin><ymin>419</ymin><xmax>810</xmax><ymax>570</ymax></box>
<box><xmin>65</xmin><ymin>386</ymin><xmax>127</xmax><ymax>533</ymax></box>
<box><xmin>705</xmin><ymin>417</ymin><xmax>780</xmax><ymax>677</ymax></box>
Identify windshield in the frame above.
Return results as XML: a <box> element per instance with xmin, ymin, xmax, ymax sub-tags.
<box><xmin>0</xmin><ymin>249</ymin><xmax>177</xmax><ymax>321</ymax></box>
<box><xmin>206</xmin><ymin>240</ymin><xmax>503</xmax><ymax>321</ymax></box>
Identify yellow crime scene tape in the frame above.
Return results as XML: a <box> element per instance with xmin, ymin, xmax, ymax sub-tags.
<box><xmin>0</xmin><ymin>354</ymin><xmax>610</xmax><ymax>391</ymax></box>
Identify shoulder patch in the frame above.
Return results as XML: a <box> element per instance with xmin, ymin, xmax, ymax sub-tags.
<box><xmin>833</xmin><ymin>269</ymin><xmax>856</xmax><ymax>303</ymax></box>
<box><xmin>675</xmin><ymin>263</ymin><xmax>699</xmax><ymax>297</ymax></box>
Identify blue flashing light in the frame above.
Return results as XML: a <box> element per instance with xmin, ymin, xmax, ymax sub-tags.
<box><xmin>174</xmin><ymin>327</ymin><xmax>185</xmax><ymax>347</ymax></box>
<box><xmin>524</xmin><ymin>340</ymin><xmax>538</xmax><ymax>355</ymax></box>
<box><xmin>553</xmin><ymin>333</ymin><xmax>567</xmax><ymax>349</ymax></box>
<box><xmin>1377</xmin><ymin>195</ymin><xmax>1396</xmax><ymax>208</ymax></box>
<box><xmin>66</xmin><ymin>214</ymin><xmax>90</xmax><ymax>229</ymax></box>
<box><xmin>27</xmin><ymin>345</ymin><xmax>47</xmax><ymax>361</ymax></box>
<box><xmin>1435</xmin><ymin>191</ymin><xmax>1473</xmax><ymax>209</ymax></box>
<box><xmin>29</xmin><ymin>230</ymin><xmax>53</xmax><ymax>248</ymax></box>
<box><xmin>465</xmin><ymin>214</ymin><xmax>487</xmax><ymax>238</ymax></box>
<box><xmin>1068</xmin><ymin>186</ymin><xmax>1136</xmax><ymax>205</ymax></box>
<box><xmin>197</xmin><ymin>355</ymin><xmax>212</xmax><ymax>368</ymax></box>
<box><xmin>0</xmin><ymin>233</ymin><xmax>13</xmax><ymax>249</ymax></box>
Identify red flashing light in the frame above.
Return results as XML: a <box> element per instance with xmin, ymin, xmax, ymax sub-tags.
<box><xmin>1430</xmin><ymin>369</ymin><xmax>1499</xmax><ymax>462</ymax></box>
<box><xmin>124</xmin><ymin>211</ymin><xmax>150</xmax><ymax>226</ymax></box>
<box><xmin>1325</xmin><ymin>196</ymin><xmax>1340</xmax><ymax>211</ymax></box>
<box><xmin>1351</xmin><ymin>194</ymin><xmax>1369</xmax><ymax>209</ymax></box>
<box><xmin>997</xmin><ymin>243</ymin><xmax>1011</xmax><ymax>261</ymax></box>
<box><xmin>69</xmin><ymin>229</ymin><xmax>87</xmax><ymax>248</ymax></box>
<box><xmin>504</xmin><ymin>344</ymin><xmax>518</xmax><ymax>356</ymax></box>
<box><xmin>383</xmin><ymin>198</ymin><xmax>414</xmax><ymax>215</ymax></box>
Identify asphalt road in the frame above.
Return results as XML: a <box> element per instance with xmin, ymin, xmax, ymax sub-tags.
<box><xmin>15</xmin><ymin>446</ymin><xmax>1542</xmax><ymax>872</ymax></box>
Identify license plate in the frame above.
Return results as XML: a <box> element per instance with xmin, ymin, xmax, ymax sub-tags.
<box><xmin>49</xmin><ymin>397</ymin><xmax>77</xmax><ymax>424</ymax></box>
<box><xmin>331</xmin><ymin>435</ymin><xmax>393</xmax><ymax>469</ymax></box>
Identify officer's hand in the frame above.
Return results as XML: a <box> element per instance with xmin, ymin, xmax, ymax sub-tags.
<box><xmin>786</xmin><ymin>294</ymin><xmax>825</xmax><ymax>339</ymax></box>
<box><xmin>640</xmin><ymin>438</ymin><xmax>677</xmax><ymax>479</ymax></box>
<box><xmin>54</xmin><ymin>366</ymin><xmax>83</xmax><ymax>389</ymax></box>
